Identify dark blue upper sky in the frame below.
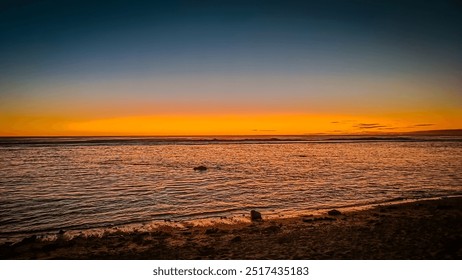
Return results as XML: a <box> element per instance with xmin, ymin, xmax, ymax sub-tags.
<box><xmin>1</xmin><ymin>0</ymin><xmax>461</xmax><ymax>81</ymax></box>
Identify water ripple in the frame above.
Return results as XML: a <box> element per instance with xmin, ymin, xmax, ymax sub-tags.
<box><xmin>1</xmin><ymin>140</ymin><xmax>461</xmax><ymax>237</ymax></box>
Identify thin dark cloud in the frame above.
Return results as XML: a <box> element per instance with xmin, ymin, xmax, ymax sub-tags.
<box><xmin>353</xmin><ymin>123</ymin><xmax>387</xmax><ymax>129</ymax></box>
<box><xmin>413</xmin><ymin>124</ymin><xmax>435</xmax><ymax>127</ymax></box>
<box><xmin>331</xmin><ymin>120</ymin><xmax>357</xmax><ymax>124</ymax></box>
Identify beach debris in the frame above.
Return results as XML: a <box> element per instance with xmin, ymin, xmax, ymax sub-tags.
<box><xmin>193</xmin><ymin>165</ymin><xmax>207</xmax><ymax>171</ymax></box>
<box><xmin>327</xmin><ymin>209</ymin><xmax>342</xmax><ymax>216</ymax></box>
<box><xmin>250</xmin><ymin>210</ymin><xmax>263</xmax><ymax>221</ymax></box>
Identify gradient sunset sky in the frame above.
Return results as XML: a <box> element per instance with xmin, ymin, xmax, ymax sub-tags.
<box><xmin>1</xmin><ymin>0</ymin><xmax>461</xmax><ymax>136</ymax></box>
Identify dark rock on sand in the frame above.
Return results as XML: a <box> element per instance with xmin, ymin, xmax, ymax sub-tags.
<box><xmin>250</xmin><ymin>210</ymin><xmax>262</xmax><ymax>221</ymax></box>
<box><xmin>328</xmin><ymin>209</ymin><xmax>342</xmax><ymax>216</ymax></box>
<box><xmin>193</xmin><ymin>165</ymin><xmax>207</xmax><ymax>171</ymax></box>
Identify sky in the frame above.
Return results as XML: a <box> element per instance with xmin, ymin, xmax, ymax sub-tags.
<box><xmin>0</xmin><ymin>0</ymin><xmax>461</xmax><ymax>136</ymax></box>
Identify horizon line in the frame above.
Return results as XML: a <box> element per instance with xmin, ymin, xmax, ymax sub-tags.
<box><xmin>1</xmin><ymin>129</ymin><xmax>462</xmax><ymax>138</ymax></box>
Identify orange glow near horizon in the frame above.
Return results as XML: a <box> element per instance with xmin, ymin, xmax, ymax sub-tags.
<box><xmin>1</xmin><ymin>111</ymin><xmax>461</xmax><ymax>136</ymax></box>
<box><xmin>2</xmin><ymin>68</ymin><xmax>461</xmax><ymax>137</ymax></box>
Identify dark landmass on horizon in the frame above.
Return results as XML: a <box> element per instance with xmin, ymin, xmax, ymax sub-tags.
<box><xmin>402</xmin><ymin>129</ymin><xmax>462</xmax><ymax>136</ymax></box>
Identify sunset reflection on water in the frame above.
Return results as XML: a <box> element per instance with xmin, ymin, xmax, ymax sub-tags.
<box><xmin>1</xmin><ymin>137</ymin><xmax>461</xmax><ymax>239</ymax></box>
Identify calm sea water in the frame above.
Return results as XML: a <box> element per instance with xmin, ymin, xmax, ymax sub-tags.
<box><xmin>1</xmin><ymin>136</ymin><xmax>461</xmax><ymax>240</ymax></box>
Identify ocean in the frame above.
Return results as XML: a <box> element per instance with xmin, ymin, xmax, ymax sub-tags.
<box><xmin>1</xmin><ymin>136</ymin><xmax>461</xmax><ymax>241</ymax></box>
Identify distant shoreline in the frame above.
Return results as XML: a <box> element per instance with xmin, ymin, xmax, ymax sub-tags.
<box><xmin>1</xmin><ymin>128</ymin><xmax>462</xmax><ymax>138</ymax></box>
<box><xmin>1</xmin><ymin>133</ymin><xmax>462</xmax><ymax>146</ymax></box>
<box><xmin>2</xmin><ymin>196</ymin><xmax>461</xmax><ymax>259</ymax></box>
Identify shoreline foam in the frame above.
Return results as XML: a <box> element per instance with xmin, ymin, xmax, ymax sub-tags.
<box><xmin>2</xmin><ymin>194</ymin><xmax>459</xmax><ymax>244</ymax></box>
<box><xmin>1</xmin><ymin>196</ymin><xmax>461</xmax><ymax>259</ymax></box>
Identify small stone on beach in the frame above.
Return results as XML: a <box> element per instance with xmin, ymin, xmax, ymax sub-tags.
<box><xmin>328</xmin><ymin>209</ymin><xmax>342</xmax><ymax>216</ymax></box>
<box><xmin>250</xmin><ymin>210</ymin><xmax>263</xmax><ymax>221</ymax></box>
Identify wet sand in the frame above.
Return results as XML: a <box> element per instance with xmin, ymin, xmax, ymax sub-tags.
<box><xmin>1</xmin><ymin>197</ymin><xmax>461</xmax><ymax>259</ymax></box>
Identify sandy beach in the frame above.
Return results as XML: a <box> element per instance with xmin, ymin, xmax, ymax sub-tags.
<box><xmin>1</xmin><ymin>197</ymin><xmax>461</xmax><ymax>259</ymax></box>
